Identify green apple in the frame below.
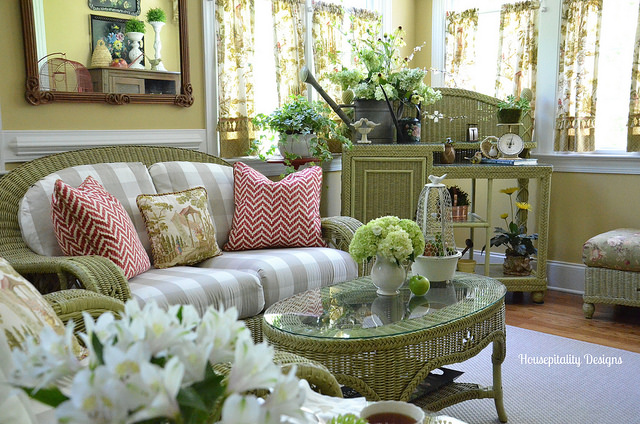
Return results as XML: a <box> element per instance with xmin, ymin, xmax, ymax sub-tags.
<box><xmin>409</xmin><ymin>274</ymin><xmax>430</xmax><ymax>296</ymax></box>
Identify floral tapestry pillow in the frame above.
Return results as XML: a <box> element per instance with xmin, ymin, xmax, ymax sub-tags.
<box><xmin>137</xmin><ymin>187</ymin><xmax>223</xmax><ymax>268</ymax></box>
<box><xmin>0</xmin><ymin>257</ymin><xmax>85</xmax><ymax>358</ymax></box>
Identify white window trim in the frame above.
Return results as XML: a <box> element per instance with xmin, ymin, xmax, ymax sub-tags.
<box><xmin>432</xmin><ymin>0</ymin><xmax>640</xmax><ymax>174</ymax></box>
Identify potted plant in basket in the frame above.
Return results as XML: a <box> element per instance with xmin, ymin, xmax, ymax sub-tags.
<box><xmin>448</xmin><ymin>185</ymin><xmax>470</xmax><ymax>222</ymax></box>
<box><xmin>497</xmin><ymin>93</ymin><xmax>531</xmax><ymax>124</ymax></box>
<box><xmin>250</xmin><ymin>95</ymin><xmax>352</xmax><ymax>174</ymax></box>
<box><xmin>124</xmin><ymin>18</ymin><xmax>146</xmax><ymax>69</ymax></box>
<box><xmin>482</xmin><ymin>186</ymin><xmax>538</xmax><ymax>276</ymax></box>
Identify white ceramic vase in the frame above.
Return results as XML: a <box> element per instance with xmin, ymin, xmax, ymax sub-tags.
<box><xmin>278</xmin><ymin>133</ymin><xmax>316</xmax><ymax>158</ymax></box>
<box><xmin>370</xmin><ymin>254</ymin><xmax>406</xmax><ymax>296</ymax></box>
<box><xmin>126</xmin><ymin>32</ymin><xmax>145</xmax><ymax>69</ymax></box>
<box><xmin>149</xmin><ymin>21</ymin><xmax>167</xmax><ymax>71</ymax></box>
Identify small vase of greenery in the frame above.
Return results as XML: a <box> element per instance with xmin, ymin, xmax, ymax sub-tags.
<box><xmin>250</xmin><ymin>95</ymin><xmax>352</xmax><ymax>174</ymax></box>
<box><xmin>124</xmin><ymin>18</ymin><xmax>145</xmax><ymax>34</ymax></box>
<box><xmin>146</xmin><ymin>7</ymin><xmax>167</xmax><ymax>23</ymax></box>
<box><xmin>448</xmin><ymin>185</ymin><xmax>470</xmax><ymax>222</ymax></box>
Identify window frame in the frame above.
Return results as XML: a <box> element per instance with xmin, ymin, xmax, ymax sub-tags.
<box><xmin>432</xmin><ymin>0</ymin><xmax>640</xmax><ymax>174</ymax></box>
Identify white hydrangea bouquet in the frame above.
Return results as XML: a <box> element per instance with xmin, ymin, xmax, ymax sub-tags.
<box><xmin>8</xmin><ymin>301</ymin><xmax>307</xmax><ymax>424</ymax></box>
<box><xmin>349</xmin><ymin>215</ymin><xmax>425</xmax><ymax>266</ymax></box>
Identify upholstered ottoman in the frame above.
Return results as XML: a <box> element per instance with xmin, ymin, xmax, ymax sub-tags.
<box><xmin>582</xmin><ymin>228</ymin><xmax>640</xmax><ymax>318</ymax></box>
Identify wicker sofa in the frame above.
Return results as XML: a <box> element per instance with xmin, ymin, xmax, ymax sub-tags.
<box><xmin>0</xmin><ymin>146</ymin><xmax>362</xmax><ymax>339</ymax></box>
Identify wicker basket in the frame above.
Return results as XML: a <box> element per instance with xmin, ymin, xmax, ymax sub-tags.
<box><xmin>91</xmin><ymin>39</ymin><xmax>112</xmax><ymax>68</ymax></box>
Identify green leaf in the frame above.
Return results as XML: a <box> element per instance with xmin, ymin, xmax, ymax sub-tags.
<box><xmin>92</xmin><ymin>332</ymin><xmax>104</xmax><ymax>365</ymax></box>
<box><xmin>22</xmin><ymin>387</ymin><xmax>68</xmax><ymax>407</ymax></box>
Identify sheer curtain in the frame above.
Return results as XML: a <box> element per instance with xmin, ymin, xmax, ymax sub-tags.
<box><xmin>495</xmin><ymin>1</ymin><xmax>539</xmax><ymax>103</ymax></box>
<box><xmin>272</xmin><ymin>0</ymin><xmax>306</xmax><ymax>106</ymax></box>
<box><xmin>554</xmin><ymin>0</ymin><xmax>603</xmax><ymax>152</ymax></box>
<box><xmin>215</xmin><ymin>0</ymin><xmax>256</xmax><ymax>158</ymax></box>
<box><xmin>312</xmin><ymin>2</ymin><xmax>345</xmax><ymax>103</ymax></box>
<box><xmin>627</xmin><ymin>3</ymin><xmax>640</xmax><ymax>152</ymax></box>
<box><xmin>444</xmin><ymin>8</ymin><xmax>478</xmax><ymax>90</ymax></box>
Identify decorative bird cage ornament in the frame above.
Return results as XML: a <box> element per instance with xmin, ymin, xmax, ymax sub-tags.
<box><xmin>412</xmin><ymin>174</ymin><xmax>461</xmax><ymax>282</ymax></box>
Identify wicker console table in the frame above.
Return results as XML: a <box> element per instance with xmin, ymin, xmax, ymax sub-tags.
<box><xmin>263</xmin><ymin>273</ymin><xmax>508</xmax><ymax>422</ymax></box>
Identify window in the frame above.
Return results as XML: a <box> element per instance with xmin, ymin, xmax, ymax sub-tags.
<box><xmin>433</xmin><ymin>0</ymin><xmax>640</xmax><ymax>159</ymax></box>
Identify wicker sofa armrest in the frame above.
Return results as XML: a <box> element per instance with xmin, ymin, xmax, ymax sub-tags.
<box><xmin>321</xmin><ymin>216</ymin><xmax>369</xmax><ymax>276</ymax></box>
<box><xmin>43</xmin><ymin>289</ymin><xmax>125</xmax><ymax>333</ymax></box>
<box><xmin>9</xmin><ymin>253</ymin><xmax>131</xmax><ymax>302</ymax></box>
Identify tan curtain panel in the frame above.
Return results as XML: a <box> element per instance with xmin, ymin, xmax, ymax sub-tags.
<box><xmin>312</xmin><ymin>2</ymin><xmax>345</xmax><ymax>103</ymax></box>
<box><xmin>272</xmin><ymin>0</ymin><xmax>306</xmax><ymax>106</ymax></box>
<box><xmin>444</xmin><ymin>8</ymin><xmax>478</xmax><ymax>90</ymax></box>
<box><xmin>555</xmin><ymin>0</ymin><xmax>602</xmax><ymax>153</ymax></box>
<box><xmin>215</xmin><ymin>0</ymin><xmax>256</xmax><ymax>158</ymax></box>
<box><xmin>495</xmin><ymin>1</ymin><xmax>539</xmax><ymax>105</ymax></box>
<box><xmin>627</xmin><ymin>3</ymin><xmax>640</xmax><ymax>152</ymax></box>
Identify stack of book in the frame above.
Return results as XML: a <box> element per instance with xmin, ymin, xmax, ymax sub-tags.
<box><xmin>480</xmin><ymin>157</ymin><xmax>538</xmax><ymax>166</ymax></box>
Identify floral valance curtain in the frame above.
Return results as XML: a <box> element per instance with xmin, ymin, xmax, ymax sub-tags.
<box><xmin>495</xmin><ymin>1</ymin><xmax>539</xmax><ymax>105</ymax></box>
<box><xmin>272</xmin><ymin>0</ymin><xmax>306</xmax><ymax>106</ymax></box>
<box><xmin>215</xmin><ymin>0</ymin><xmax>256</xmax><ymax>158</ymax></box>
<box><xmin>627</xmin><ymin>4</ymin><xmax>640</xmax><ymax>152</ymax></box>
<box><xmin>444</xmin><ymin>8</ymin><xmax>478</xmax><ymax>90</ymax></box>
<box><xmin>555</xmin><ymin>0</ymin><xmax>602</xmax><ymax>153</ymax></box>
<box><xmin>312</xmin><ymin>2</ymin><xmax>345</xmax><ymax>103</ymax></box>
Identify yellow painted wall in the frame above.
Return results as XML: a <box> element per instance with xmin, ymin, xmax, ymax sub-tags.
<box><xmin>0</xmin><ymin>1</ymin><xmax>203</xmax><ymax>131</ymax></box>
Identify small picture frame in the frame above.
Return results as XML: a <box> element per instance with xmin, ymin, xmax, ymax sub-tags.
<box><xmin>88</xmin><ymin>0</ymin><xmax>141</xmax><ymax>16</ymax></box>
<box><xmin>467</xmin><ymin>124</ymin><xmax>479</xmax><ymax>142</ymax></box>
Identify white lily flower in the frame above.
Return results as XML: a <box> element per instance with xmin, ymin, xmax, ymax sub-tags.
<box><xmin>219</xmin><ymin>393</ymin><xmax>264</xmax><ymax>424</ymax></box>
<box><xmin>167</xmin><ymin>339</ymin><xmax>213</xmax><ymax>385</ymax></box>
<box><xmin>127</xmin><ymin>357</ymin><xmax>184</xmax><ymax>423</ymax></box>
<box><xmin>56</xmin><ymin>366</ymin><xmax>129</xmax><ymax>424</ymax></box>
<box><xmin>10</xmin><ymin>324</ymin><xmax>80</xmax><ymax>390</ymax></box>
<box><xmin>198</xmin><ymin>305</ymin><xmax>248</xmax><ymax>363</ymax></box>
<box><xmin>227</xmin><ymin>338</ymin><xmax>281</xmax><ymax>393</ymax></box>
<box><xmin>263</xmin><ymin>367</ymin><xmax>306</xmax><ymax>422</ymax></box>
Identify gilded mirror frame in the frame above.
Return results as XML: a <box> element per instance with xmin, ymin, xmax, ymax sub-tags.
<box><xmin>20</xmin><ymin>0</ymin><xmax>193</xmax><ymax>107</ymax></box>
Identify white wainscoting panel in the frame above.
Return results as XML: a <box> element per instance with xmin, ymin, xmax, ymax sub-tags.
<box><xmin>0</xmin><ymin>129</ymin><xmax>207</xmax><ymax>170</ymax></box>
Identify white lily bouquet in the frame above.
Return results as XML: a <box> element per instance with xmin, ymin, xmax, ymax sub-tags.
<box><xmin>8</xmin><ymin>301</ymin><xmax>306</xmax><ymax>424</ymax></box>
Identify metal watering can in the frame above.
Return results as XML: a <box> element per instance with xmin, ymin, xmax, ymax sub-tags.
<box><xmin>300</xmin><ymin>67</ymin><xmax>401</xmax><ymax>143</ymax></box>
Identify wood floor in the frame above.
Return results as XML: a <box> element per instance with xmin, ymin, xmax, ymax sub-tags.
<box><xmin>505</xmin><ymin>290</ymin><xmax>640</xmax><ymax>353</ymax></box>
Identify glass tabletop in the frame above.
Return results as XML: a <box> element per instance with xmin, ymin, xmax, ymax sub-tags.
<box><xmin>263</xmin><ymin>273</ymin><xmax>506</xmax><ymax>339</ymax></box>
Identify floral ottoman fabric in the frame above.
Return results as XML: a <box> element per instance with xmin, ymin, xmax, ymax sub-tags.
<box><xmin>582</xmin><ymin>228</ymin><xmax>640</xmax><ymax>272</ymax></box>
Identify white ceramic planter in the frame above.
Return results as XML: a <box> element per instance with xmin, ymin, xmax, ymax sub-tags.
<box><xmin>412</xmin><ymin>251</ymin><xmax>462</xmax><ymax>282</ymax></box>
<box><xmin>370</xmin><ymin>254</ymin><xmax>406</xmax><ymax>296</ymax></box>
<box><xmin>278</xmin><ymin>133</ymin><xmax>316</xmax><ymax>158</ymax></box>
<box><xmin>360</xmin><ymin>400</ymin><xmax>425</xmax><ymax>423</ymax></box>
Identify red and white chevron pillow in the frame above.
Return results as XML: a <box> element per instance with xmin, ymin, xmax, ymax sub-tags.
<box><xmin>224</xmin><ymin>162</ymin><xmax>326</xmax><ymax>251</ymax></box>
<box><xmin>51</xmin><ymin>176</ymin><xmax>150</xmax><ymax>279</ymax></box>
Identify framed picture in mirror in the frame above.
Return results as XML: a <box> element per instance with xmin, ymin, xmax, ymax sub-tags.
<box><xmin>90</xmin><ymin>15</ymin><xmax>145</xmax><ymax>67</ymax></box>
<box><xmin>88</xmin><ymin>0</ymin><xmax>140</xmax><ymax>16</ymax></box>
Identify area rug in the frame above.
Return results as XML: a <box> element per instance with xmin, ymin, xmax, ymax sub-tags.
<box><xmin>437</xmin><ymin>325</ymin><xmax>640</xmax><ymax>424</ymax></box>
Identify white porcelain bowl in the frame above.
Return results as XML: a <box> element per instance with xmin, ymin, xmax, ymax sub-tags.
<box><xmin>360</xmin><ymin>400</ymin><xmax>425</xmax><ymax>423</ymax></box>
<box><xmin>412</xmin><ymin>251</ymin><xmax>462</xmax><ymax>282</ymax></box>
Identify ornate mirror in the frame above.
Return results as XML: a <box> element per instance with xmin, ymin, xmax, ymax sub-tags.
<box><xmin>20</xmin><ymin>0</ymin><xmax>192</xmax><ymax>106</ymax></box>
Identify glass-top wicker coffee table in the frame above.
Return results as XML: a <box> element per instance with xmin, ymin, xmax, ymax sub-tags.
<box><xmin>263</xmin><ymin>273</ymin><xmax>508</xmax><ymax>423</ymax></box>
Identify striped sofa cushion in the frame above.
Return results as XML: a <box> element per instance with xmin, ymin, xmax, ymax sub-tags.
<box><xmin>128</xmin><ymin>266</ymin><xmax>265</xmax><ymax>319</ymax></box>
<box><xmin>19</xmin><ymin>163</ymin><xmax>157</xmax><ymax>257</ymax></box>
<box><xmin>148</xmin><ymin>161</ymin><xmax>235</xmax><ymax>246</ymax></box>
<box><xmin>197</xmin><ymin>247</ymin><xmax>358</xmax><ymax>309</ymax></box>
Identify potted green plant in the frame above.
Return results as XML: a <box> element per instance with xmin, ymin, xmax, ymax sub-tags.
<box><xmin>124</xmin><ymin>19</ymin><xmax>146</xmax><ymax>70</ymax></box>
<box><xmin>497</xmin><ymin>94</ymin><xmax>531</xmax><ymax>124</ymax></box>
<box><xmin>146</xmin><ymin>7</ymin><xmax>167</xmax><ymax>23</ymax></box>
<box><xmin>448</xmin><ymin>185</ymin><xmax>470</xmax><ymax>222</ymax></box>
<box><xmin>482</xmin><ymin>186</ymin><xmax>538</xmax><ymax>276</ymax></box>
<box><xmin>250</xmin><ymin>95</ymin><xmax>352</xmax><ymax>174</ymax></box>
<box><xmin>145</xmin><ymin>8</ymin><xmax>167</xmax><ymax>71</ymax></box>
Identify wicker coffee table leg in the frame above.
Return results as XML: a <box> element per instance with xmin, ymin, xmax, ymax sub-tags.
<box><xmin>492</xmin><ymin>333</ymin><xmax>508</xmax><ymax>423</ymax></box>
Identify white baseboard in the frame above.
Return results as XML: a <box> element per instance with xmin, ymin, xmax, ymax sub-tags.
<box><xmin>1</xmin><ymin>129</ymin><xmax>207</xmax><ymax>170</ymax></box>
<box><xmin>475</xmin><ymin>250</ymin><xmax>586</xmax><ymax>294</ymax></box>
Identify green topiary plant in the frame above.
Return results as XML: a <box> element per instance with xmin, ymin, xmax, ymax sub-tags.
<box><xmin>125</xmin><ymin>18</ymin><xmax>145</xmax><ymax>34</ymax></box>
<box><xmin>146</xmin><ymin>7</ymin><xmax>167</xmax><ymax>23</ymax></box>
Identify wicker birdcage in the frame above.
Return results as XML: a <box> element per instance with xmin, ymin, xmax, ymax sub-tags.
<box><xmin>38</xmin><ymin>53</ymin><xmax>93</xmax><ymax>93</ymax></box>
<box><xmin>413</xmin><ymin>174</ymin><xmax>461</xmax><ymax>282</ymax></box>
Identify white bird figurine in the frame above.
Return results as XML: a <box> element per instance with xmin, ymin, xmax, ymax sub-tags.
<box><xmin>427</xmin><ymin>174</ymin><xmax>448</xmax><ymax>186</ymax></box>
<box><xmin>351</xmin><ymin>118</ymin><xmax>380</xmax><ymax>144</ymax></box>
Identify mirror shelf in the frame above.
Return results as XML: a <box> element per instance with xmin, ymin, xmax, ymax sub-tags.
<box><xmin>20</xmin><ymin>0</ymin><xmax>192</xmax><ymax>107</ymax></box>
